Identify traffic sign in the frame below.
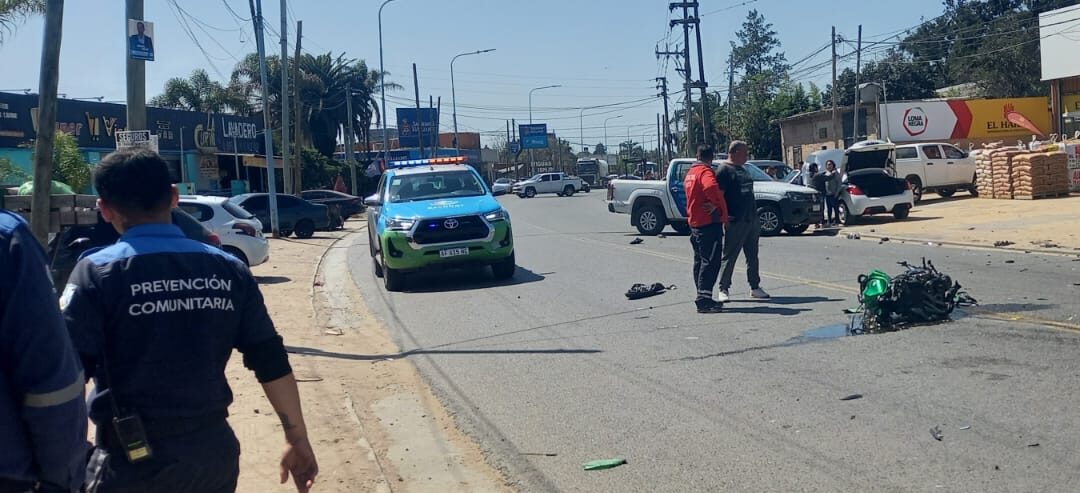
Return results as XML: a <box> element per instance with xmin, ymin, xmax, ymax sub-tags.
<box><xmin>510</xmin><ymin>140</ymin><xmax>522</xmax><ymax>156</ymax></box>
<box><xmin>519</xmin><ymin>124</ymin><xmax>548</xmax><ymax>149</ymax></box>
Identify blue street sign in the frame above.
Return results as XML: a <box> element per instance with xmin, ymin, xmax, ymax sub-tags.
<box><xmin>519</xmin><ymin>123</ymin><xmax>548</xmax><ymax>149</ymax></box>
<box><xmin>510</xmin><ymin>140</ymin><xmax>522</xmax><ymax>155</ymax></box>
<box><xmin>396</xmin><ymin>108</ymin><xmax>439</xmax><ymax>148</ymax></box>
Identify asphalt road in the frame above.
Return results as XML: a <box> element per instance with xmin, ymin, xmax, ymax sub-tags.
<box><xmin>347</xmin><ymin>192</ymin><xmax>1080</xmax><ymax>492</ymax></box>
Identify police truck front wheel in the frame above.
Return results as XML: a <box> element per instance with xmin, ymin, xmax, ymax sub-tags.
<box><xmin>491</xmin><ymin>253</ymin><xmax>516</xmax><ymax>280</ymax></box>
<box><xmin>382</xmin><ymin>259</ymin><xmax>405</xmax><ymax>291</ymax></box>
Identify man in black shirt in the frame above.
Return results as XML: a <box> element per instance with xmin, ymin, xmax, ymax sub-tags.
<box><xmin>715</xmin><ymin>140</ymin><xmax>770</xmax><ymax>302</ymax></box>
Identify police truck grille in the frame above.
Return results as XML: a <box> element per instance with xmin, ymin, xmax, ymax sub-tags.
<box><xmin>413</xmin><ymin>216</ymin><xmax>488</xmax><ymax>244</ymax></box>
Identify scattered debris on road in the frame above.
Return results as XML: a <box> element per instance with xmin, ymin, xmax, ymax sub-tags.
<box><xmin>847</xmin><ymin>233</ymin><xmax>861</xmax><ymax>240</ymax></box>
<box><xmin>583</xmin><ymin>458</ymin><xmax>627</xmax><ymax>471</ymax></box>
<box><xmin>521</xmin><ymin>452</ymin><xmax>558</xmax><ymax>457</ymax></box>
<box><xmin>625</xmin><ymin>283</ymin><xmax>675</xmax><ymax>300</ymax></box>
<box><xmin>994</xmin><ymin>240</ymin><xmax>1015</xmax><ymax>247</ymax></box>
<box><xmin>629</xmin><ymin>238</ymin><xmax>644</xmax><ymax>245</ymax></box>
<box><xmin>839</xmin><ymin>394</ymin><xmax>863</xmax><ymax>401</ymax></box>
<box><xmin>1027</xmin><ymin>443</ymin><xmax>1040</xmax><ymax>448</ymax></box>
<box><xmin>1005</xmin><ymin>260</ymin><xmax>1015</xmax><ymax>264</ymax></box>
<box><xmin>959</xmin><ymin>425</ymin><xmax>972</xmax><ymax>430</ymax></box>
<box><xmin>851</xmin><ymin>258</ymin><xmax>975</xmax><ymax>334</ymax></box>
<box><xmin>931</xmin><ymin>426</ymin><xmax>944</xmax><ymax>441</ymax></box>
<box><xmin>657</xmin><ymin>233</ymin><xmax>667</xmax><ymax>239</ymax></box>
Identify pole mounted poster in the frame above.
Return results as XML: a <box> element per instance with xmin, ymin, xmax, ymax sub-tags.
<box><xmin>519</xmin><ymin>123</ymin><xmax>548</xmax><ymax>149</ymax></box>
<box><xmin>128</xmin><ymin>19</ymin><xmax>155</xmax><ymax>61</ymax></box>
<box><xmin>396</xmin><ymin>108</ymin><xmax>439</xmax><ymax>148</ymax></box>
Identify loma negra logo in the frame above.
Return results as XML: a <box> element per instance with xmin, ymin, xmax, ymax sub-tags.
<box><xmin>902</xmin><ymin>107</ymin><xmax>928</xmax><ymax>136</ymax></box>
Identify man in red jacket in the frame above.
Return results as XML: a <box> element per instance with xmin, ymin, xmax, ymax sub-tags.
<box><xmin>684</xmin><ymin>145</ymin><xmax>729</xmax><ymax>313</ymax></box>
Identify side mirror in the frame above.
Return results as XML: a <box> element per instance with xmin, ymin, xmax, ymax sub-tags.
<box><xmin>363</xmin><ymin>194</ymin><xmax>382</xmax><ymax>207</ymax></box>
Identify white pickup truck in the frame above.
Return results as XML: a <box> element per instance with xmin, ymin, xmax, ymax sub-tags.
<box><xmin>606</xmin><ymin>158</ymin><xmax>824</xmax><ymax>236</ymax></box>
<box><xmin>512</xmin><ymin>172</ymin><xmax>585</xmax><ymax>198</ymax></box>
<box><xmin>894</xmin><ymin>142</ymin><xmax>978</xmax><ymax>203</ymax></box>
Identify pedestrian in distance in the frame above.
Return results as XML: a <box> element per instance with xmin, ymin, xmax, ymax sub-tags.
<box><xmin>799</xmin><ymin>159</ymin><xmax>812</xmax><ymax>187</ymax></box>
<box><xmin>684</xmin><ymin>145</ymin><xmax>729</xmax><ymax>313</ymax></box>
<box><xmin>717</xmin><ymin>140</ymin><xmax>770</xmax><ymax>302</ymax></box>
<box><xmin>62</xmin><ymin>149</ymin><xmax>318</xmax><ymax>493</ymax></box>
<box><xmin>823</xmin><ymin>160</ymin><xmax>843</xmax><ymax>226</ymax></box>
<box><xmin>809</xmin><ymin>163</ymin><xmax>827</xmax><ymax>229</ymax></box>
<box><xmin>0</xmin><ymin>211</ymin><xmax>88</xmax><ymax>493</ymax></box>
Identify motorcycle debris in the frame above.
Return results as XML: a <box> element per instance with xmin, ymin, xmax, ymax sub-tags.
<box><xmin>930</xmin><ymin>426</ymin><xmax>944</xmax><ymax>441</ymax></box>
<box><xmin>959</xmin><ymin>425</ymin><xmax>972</xmax><ymax>430</ymax></box>
<box><xmin>994</xmin><ymin>240</ymin><xmax>1014</xmax><ymax>247</ymax></box>
<box><xmin>630</xmin><ymin>238</ymin><xmax>644</xmax><ymax>245</ymax></box>
<box><xmin>1027</xmin><ymin>443</ymin><xmax>1040</xmax><ymax>448</ymax></box>
<box><xmin>583</xmin><ymin>458</ymin><xmax>627</xmax><ymax>471</ymax></box>
<box><xmin>839</xmin><ymin>393</ymin><xmax>863</xmax><ymax>401</ymax></box>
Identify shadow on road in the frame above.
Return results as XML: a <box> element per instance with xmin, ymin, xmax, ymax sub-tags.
<box><xmin>849</xmin><ymin>215</ymin><xmax>944</xmax><ymax>226</ymax></box>
<box><xmin>720</xmin><ymin>306</ymin><xmax>809</xmax><ymax>316</ymax></box>
<box><xmin>404</xmin><ymin>266</ymin><xmax>546</xmax><ymax>293</ymax></box>
<box><xmin>286</xmin><ymin>345</ymin><xmax>601</xmax><ymax>361</ymax></box>
<box><xmin>754</xmin><ymin>296</ymin><xmax>844</xmax><ymax>305</ymax></box>
<box><xmin>969</xmin><ymin>302</ymin><xmax>1058</xmax><ymax>314</ymax></box>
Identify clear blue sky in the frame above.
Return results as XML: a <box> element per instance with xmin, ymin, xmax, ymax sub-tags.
<box><xmin>0</xmin><ymin>0</ymin><xmax>943</xmax><ymax>150</ymax></box>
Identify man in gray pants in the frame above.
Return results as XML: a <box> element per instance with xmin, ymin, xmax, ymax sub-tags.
<box><xmin>716</xmin><ymin>141</ymin><xmax>770</xmax><ymax>302</ymax></box>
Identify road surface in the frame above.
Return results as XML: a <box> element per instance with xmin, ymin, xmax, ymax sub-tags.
<box><xmin>347</xmin><ymin>193</ymin><xmax>1080</xmax><ymax>492</ymax></box>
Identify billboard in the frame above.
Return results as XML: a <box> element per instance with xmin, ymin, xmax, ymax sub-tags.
<box><xmin>1039</xmin><ymin>4</ymin><xmax>1080</xmax><ymax>81</ymax></box>
<box><xmin>880</xmin><ymin>97</ymin><xmax>1051</xmax><ymax>142</ymax></box>
<box><xmin>396</xmin><ymin>108</ymin><xmax>439</xmax><ymax>148</ymax></box>
<box><xmin>519</xmin><ymin>123</ymin><xmax>548</xmax><ymax>149</ymax></box>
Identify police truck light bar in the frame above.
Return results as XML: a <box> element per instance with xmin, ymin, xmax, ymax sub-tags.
<box><xmin>387</xmin><ymin>156</ymin><xmax>467</xmax><ymax>168</ymax></box>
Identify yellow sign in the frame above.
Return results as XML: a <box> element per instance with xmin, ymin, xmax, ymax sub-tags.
<box><xmin>1064</xmin><ymin>93</ymin><xmax>1080</xmax><ymax>114</ymax></box>
<box><xmin>963</xmin><ymin>97</ymin><xmax>1051</xmax><ymax>139</ymax></box>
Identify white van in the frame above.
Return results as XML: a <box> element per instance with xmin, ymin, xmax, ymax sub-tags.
<box><xmin>894</xmin><ymin>143</ymin><xmax>978</xmax><ymax>203</ymax></box>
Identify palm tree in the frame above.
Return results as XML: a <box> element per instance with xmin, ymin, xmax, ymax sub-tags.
<box><xmin>0</xmin><ymin>0</ymin><xmax>43</xmax><ymax>43</ymax></box>
<box><xmin>149</xmin><ymin>69</ymin><xmax>251</xmax><ymax>115</ymax></box>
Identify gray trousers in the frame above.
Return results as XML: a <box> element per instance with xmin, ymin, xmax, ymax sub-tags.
<box><xmin>719</xmin><ymin>218</ymin><xmax>761</xmax><ymax>291</ymax></box>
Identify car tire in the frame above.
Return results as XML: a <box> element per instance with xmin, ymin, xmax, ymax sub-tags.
<box><xmin>556</xmin><ymin>193</ymin><xmax>565</xmax><ymax>197</ymax></box>
<box><xmin>383</xmin><ymin>259</ymin><xmax>405</xmax><ymax>291</ymax></box>
<box><xmin>525</xmin><ymin>187</ymin><xmax>537</xmax><ymax>198</ymax></box>
<box><xmin>893</xmin><ymin>204</ymin><xmax>911</xmax><ymax>220</ymax></box>
<box><xmin>757</xmin><ymin>204</ymin><xmax>784</xmax><ymax>236</ymax></box>
<box><xmin>634</xmin><ymin>204</ymin><xmax>666</xmax><ymax>236</ymax></box>
<box><xmin>906</xmin><ymin>175</ymin><xmax>923</xmax><ymax>204</ymax></box>
<box><xmin>937</xmin><ymin>188</ymin><xmax>956</xmax><ymax>198</ymax></box>
<box><xmin>223</xmin><ymin>246</ymin><xmax>250</xmax><ymax>266</ymax></box>
<box><xmin>969</xmin><ymin>175</ymin><xmax>979</xmax><ymax>197</ymax></box>
<box><xmin>294</xmin><ymin>219</ymin><xmax>316</xmax><ymax>239</ymax></box>
<box><xmin>582</xmin><ymin>183</ymin><xmax>591</xmax><ymax>193</ymax></box>
<box><xmin>563</xmin><ymin>185</ymin><xmax>575</xmax><ymax>196</ymax></box>
<box><xmin>279</xmin><ymin>229</ymin><xmax>293</xmax><ymax>237</ymax></box>
<box><xmin>783</xmin><ymin>224</ymin><xmax>810</xmax><ymax>235</ymax></box>
<box><xmin>373</xmin><ymin>254</ymin><xmax>384</xmax><ymax>278</ymax></box>
<box><xmin>671</xmin><ymin>222</ymin><xmax>691</xmax><ymax>235</ymax></box>
<box><xmin>491</xmin><ymin>253</ymin><xmax>516</xmax><ymax>280</ymax></box>
<box><xmin>839</xmin><ymin>201</ymin><xmax>855</xmax><ymax>225</ymax></box>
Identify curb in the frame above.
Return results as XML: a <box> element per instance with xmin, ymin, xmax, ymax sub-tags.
<box><xmin>852</xmin><ymin>232</ymin><xmax>1080</xmax><ymax>258</ymax></box>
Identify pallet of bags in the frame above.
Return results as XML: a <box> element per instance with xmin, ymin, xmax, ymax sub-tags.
<box><xmin>1013</xmin><ymin>151</ymin><xmax>1070</xmax><ymax>199</ymax></box>
<box><xmin>976</xmin><ymin>144</ymin><xmax>1009</xmax><ymax>199</ymax></box>
<box><xmin>991</xmin><ymin>149</ymin><xmax>1025</xmax><ymax>199</ymax></box>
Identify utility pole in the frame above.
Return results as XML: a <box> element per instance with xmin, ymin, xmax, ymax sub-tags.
<box><xmin>691</xmin><ymin>1</ymin><xmax>710</xmax><ymax>147</ymax></box>
<box><xmin>656</xmin><ymin>113</ymin><xmax>663</xmax><ymax>172</ymax></box>
<box><xmin>125</xmin><ymin>0</ymin><xmax>146</xmax><ymax>131</ymax></box>
<box><xmin>249</xmin><ymin>0</ymin><xmax>281</xmax><ymax>236</ymax></box>
<box><xmin>279</xmin><ymin>0</ymin><xmax>292</xmax><ymax>195</ymax></box>
<box><xmin>656</xmin><ymin>76</ymin><xmax>671</xmax><ymax>163</ymax></box>
<box><xmin>669</xmin><ymin>2</ymin><xmax>696</xmax><ymax>154</ymax></box>
<box><xmin>292</xmin><ymin>20</ymin><xmax>303</xmax><ymax>192</ymax></box>
<box><xmin>345</xmin><ymin>88</ymin><xmax>357</xmax><ymax>195</ymax></box>
<box><xmin>831</xmin><ymin>26</ymin><xmax>841</xmax><ymax>149</ymax></box>
<box><xmin>727</xmin><ymin>54</ymin><xmax>734</xmax><ymax>142</ymax></box>
<box><xmin>853</xmin><ymin>24</ymin><xmax>863</xmax><ymax>143</ymax></box>
<box><xmin>30</xmin><ymin>0</ymin><xmax>64</xmax><ymax>244</ymax></box>
<box><xmin>412</xmin><ymin>63</ymin><xmax>423</xmax><ymax>160</ymax></box>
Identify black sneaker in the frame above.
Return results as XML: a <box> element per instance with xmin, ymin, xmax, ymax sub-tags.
<box><xmin>696</xmin><ymin>300</ymin><xmax>724</xmax><ymax>313</ymax></box>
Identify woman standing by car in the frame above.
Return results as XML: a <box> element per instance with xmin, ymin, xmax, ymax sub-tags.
<box><xmin>808</xmin><ymin>163</ymin><xmax>828</xmax><ymax>228</ymax></box>
<box><xmin>823</xmin><ymin>160</ymin><xmax>843</xmax><ymax>226</ymax></box>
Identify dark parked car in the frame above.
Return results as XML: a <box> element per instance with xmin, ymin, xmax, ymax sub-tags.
<box><xmin>48</xmin><ymin>208</ymin><xmax>217</xmax><ymax>289</ymax></box>
<box><xmin>300</xmin><ymin>189</ymin><xmax>364</xmax><ymax>228</ymax></box>
<box><xmin>230</xmin><ymin>193</ymin><xmax>330</xmax><ymax>239</ymax></box>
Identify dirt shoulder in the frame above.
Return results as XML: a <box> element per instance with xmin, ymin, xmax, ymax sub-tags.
<box><xmin>842</xmin><ymin>192</ymin><xmax>1080</xmax><ymax>253</ymax></box>
<box><xmin>228</xmin><ymin>223</ymin><xmax>510</xmax><ymax>493</ymax></box>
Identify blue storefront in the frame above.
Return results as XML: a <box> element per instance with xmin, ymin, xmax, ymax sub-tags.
<box><xmin>0</xmin><ymin>91</ymin><xmax>266</xmax><ymax>193</ymax></box>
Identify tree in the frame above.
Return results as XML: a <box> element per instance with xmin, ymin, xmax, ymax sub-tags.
<box><xmin>593</xmin><ymin>142</ymin><xmax>606</xmax><ymax>156</ymax></box>
<box><xmin>149</xmin><ymin>69</ymin><xmax>251</xmax><ymax>114</ymax></box>
<box><xmin>833</xmin><ymin>49</ymin><xmax>938</xmax><ymax>106</ymax></box>
<box><xmin>729</xmin><ymin>9</ymin><xmax>788</xmax><ymax>85</ymax></box>
<box><xmin>24</xmin><ymin>132</ymin><xmax>92</xmax><ymax>192</ymax></box>
<box><xmin>0</xmin><ymin>155</ymin><xmax>28</xmax><ymax>185</ymax></box>
<box><xmin>0</xmin><ymin>0</ymin><xmax>42</xmax><ymax>43</ymax></box>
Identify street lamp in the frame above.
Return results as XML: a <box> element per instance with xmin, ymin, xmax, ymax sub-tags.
<box><xmin>451</xmin><ymin>48</ymin><xmax>496</xmax><ymax>155</ymax></box>
<box><xmin>529</xmin><ymin>84</ymin><xmax>560</xmax><ymax>124</ymax></box>
<box><xmin>603</xmin><ymin>115</ymin><xmax>623</xmax><ymax>158</ymax></box>
<box><xmin>378</xmin><ymin>0</ymin><xmax>397</xmax><ymax>171</ymax></box>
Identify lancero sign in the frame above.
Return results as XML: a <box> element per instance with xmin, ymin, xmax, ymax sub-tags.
<box><xmin>881</xmin><ymin>97</ymin><xmax>1051</xmax><ymax>142</ymax></box>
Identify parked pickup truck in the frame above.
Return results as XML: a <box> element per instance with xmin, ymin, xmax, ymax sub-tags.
<box><xmin>513</xmin><ymin>172</ymin><xmax>585</xmax><ymax>198</ymax></box>
<box><xmin>606</xmin><ymin>158</ymin><xmax>824</xmax><ymax>236</ymax></box>
<box><xmin>894</xmin><ymin>142</ymin><xmax>978</xmax><ymax>203</ymax></box>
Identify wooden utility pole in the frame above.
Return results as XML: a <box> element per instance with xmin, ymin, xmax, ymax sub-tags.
<box><xmin>30</xmin><ymin>0</ymin><xmax>64</xmax><ymax>244</ymax></box>
<box><xmin>831</xmin><ymin>26</ymin><xmax>841</xmax><ymax>149</ymax></box>
<box><xmin>656</xmin><ymin>77</ymin><xmax>671</xmax><ymax>163</ymax></box>
<box><xmin>292</xmin><ymin>20</ymin><xmax>303</xmax><ymax>192</ymax></box>
<box><xmin>412</xmin><ymin>63</ymin><xmax>423</xmax><ymax>159</ymax></box>
<box><xmin>125</xmin><ymin>0</ymin><xmax>146</xmax><ymax>131</ymax></box>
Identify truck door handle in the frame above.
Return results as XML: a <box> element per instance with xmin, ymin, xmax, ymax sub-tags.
<box><xmin>926</xmin><ymin>162</ymin><xmax>935</xmax><ymax>165</ymax></box>
<box><xmin>671</xmin><ymin>187</ymin><xmax>680</xmax><ymax>193</ymax></box>
<box><xmin>946</xmin><ymin>161</ymin><xmax>954</xmax><ymax>164</ymax></box>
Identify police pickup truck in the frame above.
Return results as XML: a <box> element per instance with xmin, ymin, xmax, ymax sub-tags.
<box><xmin>364</xmin><ymin>157</ymin><xmax>515</xmax><ymax>291</ymax></box>
<box><xmin>606</xmin><ymin>158</ymin><xmax>823</xmax><ymax>236</ymax></box>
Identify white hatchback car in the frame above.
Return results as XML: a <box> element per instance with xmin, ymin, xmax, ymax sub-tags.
<box><xmin>178</xmin><ymin>195</ymin><xmax>270</xmax><ymax>266</ymax></box>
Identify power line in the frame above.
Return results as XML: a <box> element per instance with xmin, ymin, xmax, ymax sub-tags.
<box><xmin>700</xmin><ymin>0</ymin><xmax>758</xmax><ymax>17</ymax></box>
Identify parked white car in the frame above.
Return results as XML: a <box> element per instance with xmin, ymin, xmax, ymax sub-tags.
<box><xmin>512</xmin><ymin>172</ymin><xmax>585</xmax><ymax>198</ymax></box>
<box><xmin>894</xmin><ymin>142</ymin><xmax>978</xmax><ymax>203</ymax></box>
<box><xmin>808</xmin><ymin>141</ymin><xmax>915</xmax><ymax>225</ymax></box>
<box><xmin>491</xmin><ymin>178</ymin><xmax>514</xmax><ymax>195</ymax></box>
<box><xmin>177</xmin><ymin>195</ymin><xmax>270</xmax><ymax>266</ymax></box>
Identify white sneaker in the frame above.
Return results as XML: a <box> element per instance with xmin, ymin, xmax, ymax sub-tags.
<box><xmin>716</xmin><ymin>289</ymin><xmax>730</xmax><ymax>303</ymax></box>
<box><xmin>751</xmin><ymin>288</ymin><xmax>771</xmax><ymax>299</ymax></box>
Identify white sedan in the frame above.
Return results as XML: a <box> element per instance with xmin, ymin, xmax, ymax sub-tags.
<box><xmin>178</xmin><ymin>195</ymin><xmax>270</xmax><ymax>266</ymax></box>
<box><xmin>491</xmin><ymin>178</ymin><xmax>514</xmax><ymax>195</ymax></box>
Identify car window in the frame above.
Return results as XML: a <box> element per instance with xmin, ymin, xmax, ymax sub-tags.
<box><xmin>673</xmin><ymin>162</ymin><xmax>692</xmax><ymax>183</ymax></box>
<box><xmin>922</xmin><ymin>145</ymin><xmax>943</xmax><ymax>159</ymax></box>
<box><xmin>304</xmin><ymin>191</ymin><xmax>325</xmax><ymax>199</ymax></box>
<box><xmin>943</xmin><ymin>145</ymin><xmax>965</xmax><ymax>159</ymax></box>
<box><xmin>388</xmin><ymin>171</ymin><xmax>486</xmax><ymax>202</ymax></box>
<box><xmin>895</xmin><ymin>147</ymin><xmax>918</xmax><ymax>159</ymax></box>
<box><xmin>277</xmin><ymin>195</ymin><xmax>302</xmax><ymax>208</ymax></box>
<box><xmin>222</xmin><ymin>200</ymin><xmax>254</xmax><ymax>219</ymax></box>
<box><xmin>177</xmin><ymin>202</ymin><xmax>214</xmax><ymax>222</ymax></box>
<box><xmin>541</xmin><ymin>174</ymin><xmax>553</xmax><ymax>182</ymax></box>
<box><xmin>240</xmin><ymin>195</ymin><xmax>268</xmax><ymax>211</ymax></box>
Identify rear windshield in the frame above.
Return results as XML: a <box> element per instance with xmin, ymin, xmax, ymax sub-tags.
<box><xmin>846</xmin><ymin>149</ymin><xmax>893</xmax><ymax>171</ymax></box>
<box><xmin>223</xmin><ymin>201</ymin><xmax>255</xmax><ymax>219</ymax></box>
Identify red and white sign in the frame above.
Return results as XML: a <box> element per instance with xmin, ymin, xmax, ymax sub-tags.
<box><xmin>901</xmin><ymin>107</ymin><xmax>929</xmax><ymax>136</ymax></box>
<box><xmin>881</xmin><ymin>97</ymin><xmax>1050</xmax><ymax>143</ymax></box>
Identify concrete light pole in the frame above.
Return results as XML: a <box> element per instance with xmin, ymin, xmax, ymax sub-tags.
<box><xmin>451</xmin><ymin>48</ymin><xmax>496</xmax><ymax>155</ymax></box>
<box><xmin>527</xmin><ymin>84</ymin><xmax>559</xmax><ymax>175</ymax></box>
<box><xmin>603</xmin><ymin>115</ymin><xmax>622</xmax><ymax>160</ymax></box>
<box><xmin>378</xmin><ymin>0</ymin><xmax>397</xmax><ymax>170</ymax></box>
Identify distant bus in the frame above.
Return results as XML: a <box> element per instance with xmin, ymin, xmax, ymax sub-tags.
<box><xmin>575</xmin><ymin>158</ymin><xmax>609</xmax><ymax>186</ymax></box>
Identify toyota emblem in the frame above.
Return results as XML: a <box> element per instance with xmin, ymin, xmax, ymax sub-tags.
<box><xmin>443</xmin><ymin>218</ymin><xmax>460</xmax><ymax>229</ymax></box>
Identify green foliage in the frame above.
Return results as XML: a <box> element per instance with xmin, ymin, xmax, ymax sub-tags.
<box><xmin>51</xmin><ymin>132</ymin><xmax>92</xmax><ymax>192</ymax></box>
<box><xmin>0</xmin><ymin>0</ymin><xmax>43</xmax><ymax>43</ymax></box>
<box><xmin>593</xmin><ymin>142</ymin><xmax>606</xmax><ymax>156</ymax></box>
<box><xmin>148</xmin><ymin>69</ymin><xmax>251</xmax><ymax>115</ymax></box>
<box><xmin>299</xmin><ymin>147</ymin><xmax>345</xmax><ymax>191</ymax></box>
<box><xmin>0</xmin><ymin>155</ymin><xmax>28</xmax><ymax>185</ymax></box>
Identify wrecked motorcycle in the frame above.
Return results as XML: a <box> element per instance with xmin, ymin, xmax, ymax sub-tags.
<box><xmin>852</xmin><ymin>258</ymin><xmax>976</xmax><ymax>333</ymax></box>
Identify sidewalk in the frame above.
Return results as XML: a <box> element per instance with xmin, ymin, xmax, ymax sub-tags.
<box><xmin>842</xmin><ymin>192</ymin><xmax>1080</xmax><ymax>253</ymax></box>
<box><xmin>227</xmin><ymin>223</ymin><xmax>510</xmax><ymax>493</ymax></box>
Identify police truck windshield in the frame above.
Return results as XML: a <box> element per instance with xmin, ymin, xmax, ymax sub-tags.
<box><xmin>388</xmin><ymin>171</ymin><xmax>486</xmax><ymax>202</ymax></box>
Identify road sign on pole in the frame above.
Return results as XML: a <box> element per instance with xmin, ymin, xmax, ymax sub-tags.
<box><xmin>519</xmin><ymin>123</ymin><xmax>548</xmax><ymax>149</ymax></box>
<box><xmin>510</xmin><ymin>140</ymin><xmax>522</xmax><ymax>156</ymax></box>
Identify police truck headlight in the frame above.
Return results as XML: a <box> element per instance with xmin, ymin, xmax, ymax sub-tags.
<box><xmin>484</xmin><ymin>209</ymin><xmax>509</xmax><ymax>222</ymax></box>
<box><xmin>386</xmin><ymin>218</ymin><xmax>416</xmax><ymax>231</ymax></box>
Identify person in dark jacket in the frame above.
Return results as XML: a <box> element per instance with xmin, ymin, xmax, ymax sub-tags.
<box><xmin>62</xmin><ymin>149</ymin><xmax>318</xmax><ymax>493</ymax></box>
<box><xmin>683</xmin><ymin>145</ymin><xmax>729</xmax><ymax>313</ymax></box>
<box><xmin>809</xmin><ymin>163</ymin><xmax>827</xmax><ymax>228</ymax></box>
<box><xmin>716</xmin><ymin>140</ymin><xmax>770</xmax><ymax>302</ymax></box>
<box><xmin>823</xmin><ymin>160</ymin><xmax>843</xmax><ymax>226</ymax></box>
<box><xmin>0</xmin><ymin>211</ymin><xmax>88</xmax><ymax>493</ymax></box>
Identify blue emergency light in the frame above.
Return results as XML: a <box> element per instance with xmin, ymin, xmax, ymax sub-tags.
<box><xmin>386</xmin><ymin>156</ymin><xmax>467</xmax><ymax>168</ymax></box>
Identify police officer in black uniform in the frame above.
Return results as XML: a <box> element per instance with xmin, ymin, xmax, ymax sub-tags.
<box><xmin>62</xmin><ymin>149</ymin><xmax>318</xmax><ymax>493</ymax></box>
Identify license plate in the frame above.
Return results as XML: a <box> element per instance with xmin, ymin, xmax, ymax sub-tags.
<box><xmin>439</xmin><ymin>247</ymin><xmax>470</xmax><ymax>258</ymax></box>
<box><xmin>812</xmin><ymin>204</ymin><xmax>822</xmax><ymax>211</ymax></box>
